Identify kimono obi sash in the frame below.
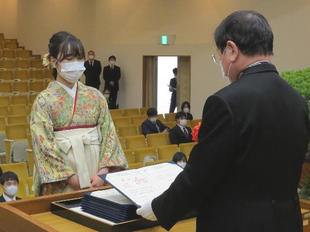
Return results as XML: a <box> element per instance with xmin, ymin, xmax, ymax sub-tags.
<box><xmin>54</xmin><ymin>125</ymin><xmax>102</xmax><ymax>189</ymax></box>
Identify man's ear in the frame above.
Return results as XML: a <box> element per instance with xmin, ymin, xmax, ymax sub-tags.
<box><xmin>226</xmin><ymin>40</ymin><xmax>239</xmax><ymax>62</ymax></box>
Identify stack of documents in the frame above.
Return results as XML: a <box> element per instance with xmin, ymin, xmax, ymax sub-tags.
<box><xmin>81</xmin><ymin>188</ymin><xmax>138</xmax><ymax>223</ymax></box>
<box><xmin>81</xmin><ymin>163</ymin><xmax>184</xmax><ymax>222</ymax></box>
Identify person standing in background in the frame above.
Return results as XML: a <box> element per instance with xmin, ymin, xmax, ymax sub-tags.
<box><xmin>84</xmin><ymin>50</ymin><xmax>102</xmax><ymax>90</ymax></box>
<box><xmin>169</xmin><ymin>68</ymin><xmax>177</xmax><ymax>113</ymax></box>
<box><xmin>103</xmin><ymin>56</ymin><xmax>121</xmax><ymax>109</ymax></box>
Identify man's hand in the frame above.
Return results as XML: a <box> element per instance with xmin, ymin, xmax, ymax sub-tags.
<box><xmin>67</xmin><ymin>174</ymin><xmax>80</xmax><ymax>190</ymax></box>
<box><xmin>136</xmin><ymin>201</ymin><xmax>157</xmax><ymax>221</ymax></box>
<box><xmin>163</xmin><ymin>128</ymin><xmax>169</xmax><ymax>133</ymax></box>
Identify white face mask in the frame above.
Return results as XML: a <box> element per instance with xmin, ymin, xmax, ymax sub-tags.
<box><xmin>177</xmin><ymin>161</ymin><xmax>186</xmax><ymax>169</ymax></box>
<box><xmin>183</xmin><ymin>107</ymin><xmax>190</xmax><ymax>113</ymax></box>
<box><xmin>109</xmin><ymin>60</ymin><xmax>116</xmax><ymax>66</ymax></box>
<box><xmin>149</xmin><ymin>117</ymin><xmax>157</xmax><ymax>123</ymax></box>
<box><xmin>219</xmin><ymin>48</ymin><xmax>232</xmax><ymax>82</ymax></box>
<box><xmin>179</xmin><ymin>119</ymin><xmax>187</xmax><ymax>127</ymax></box>
<box><xmin>88</xmin><ymin>55</ymin><xmax>94</xmax><ymax>60</ymax></box>
<box><xmin>5</xmin><ymin>185</ymin><xmax>18</xmax><ymax>196</ymax></box>
<box><xmin>60</xmin><ymin>61</ymin><xmax>86</xmax><ymax>83</ymax></box>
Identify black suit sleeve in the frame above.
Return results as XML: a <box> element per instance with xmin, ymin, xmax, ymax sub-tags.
<box><xmin>142</xmin><ymin>122</ymin><xmax>151</xmax><ymax>136</ymax></box>
<box><xmin>103</xmin><ymin>67</ymin><xmax>108</xmax><ymax>82</ymax></box>
<box><xmin>169</xmin><ymin>128</ymin><xmax>179</xmax><ymax>144</ymax></box>
<box><xmin>152</xmin><ymin>95</ymin><xmax>237</xmax><ymax>230</ymax></box>
<box><xmin>158</xmin><ymin>120</ymin><xmax>169</xmax><ymax>131</ymax></box>
<box><xmin>116</xmin><ymin>66</ymin><xmax>121</xmax><ymax>81</ymax></box>
<box><xmin>98</xmin><ymin>61</ymin><xmax>102</xmax><ymax>75</ymax></box>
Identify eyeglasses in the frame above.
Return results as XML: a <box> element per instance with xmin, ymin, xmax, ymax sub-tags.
<box><xmin>211</xmin><ymin>54</ymin><xmax>219</xmax><ymax>65</ymax></box>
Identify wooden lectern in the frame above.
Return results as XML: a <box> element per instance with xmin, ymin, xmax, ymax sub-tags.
<box><xmin>0</xmin><ymin>186</ymin><xmax>196</xmax><ymax>232</ymax></box>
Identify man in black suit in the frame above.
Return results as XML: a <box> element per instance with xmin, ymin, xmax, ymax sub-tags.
<box><xmin>169</xmin><ymin>68</ymin><xmax>177</xmax><ymax>113</ymax></box>
<box><xmin>84</xmin><ymin>50</ymin><xmax>102</xmax><ymax>89</ymax></box>
<box><xmin>0</xmin><ymin>171</ymin><xmax>21</xmax><ymax>202</ymax></box>
<box><xmin>137</xmin><ymin>11</ymin><xmax>310</xmax><ymax>232</ymax></box>
<box><xmin>142</xmin><ymin>108</ymin><xmax>169</xmax><ymax>136</ymax></box>
<box><xmin>103</xmin><ymin>56</ymin><xmax>121</xmax><ymax>109</ymax></box>
<box><xmin>169</xmin><ymin>112</ymin><xmax>192</xmax><ymax>144</ymax></box>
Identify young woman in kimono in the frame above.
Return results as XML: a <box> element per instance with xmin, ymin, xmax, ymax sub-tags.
<box><xmin>30</xmin><ymin>31</ymin><xmax>127</xmax><ymax>196</ymax></box>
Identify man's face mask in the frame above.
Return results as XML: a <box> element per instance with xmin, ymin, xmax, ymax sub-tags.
<box><xmin>59</xmin><ymin>61</ymin><xmax>86</xmax><ymax>83</ymax></box>
<box><xmin>219</xmin><ymin>47</ymin><xmax>232</xmax><ymax>82</ymax></box>
<box><xmin>89</xmin><ymin>55</ymin><xmax>94</xmax><ymax>60</ymax></box>
<box><xmin>109</xmin><ymin>60</ymin><xmax>116</xmax><ymax>66</ymax></box>
<box><xmin>149</xmin><ymin>117</ymin><xmax>157</xmax><ymax>123</ymax></box>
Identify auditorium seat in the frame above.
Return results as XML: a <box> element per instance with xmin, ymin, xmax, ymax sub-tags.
<box><xmin>4</xmin><ymin>123</ymin><xmax>28</xmax><ymax>163</ymax></box>
<box><xmin>179</xmin><ymin>142</ymin><xmax>197</xmax><ymax>159</ymax></box>
<box><xmin>4</xmin><ymin>40</ymin><xmax>17</xmax><ymax>49</ymax></box>
<box><xmin>27</xmin><ymin>176</ymin><xmax>34</xmax><ymax>195</ymax></box>
<box><xmin>118</xmin><ymin>125</ymin><xmax>138</xmax><ymax>137</ymax></box>
<box><xmin>115</xmin><ymin>137</ymin><xmax>125</xmax><ymax>151</ymax></box>
<box><xmin>139</xmin><ymin>107</ymin><xmax>148</xmax><ymax>116</ymax></box>
<box><xmin>157</xmin><ymin>144</ymin><xmax>179</xmax><ymax>160</ymax></box>
<box><xmin>165</xmin><ymin>121</ymin><xmax>176</xmax><ymax>129</ymax></box>
<box><xmin>110</xmin><ymin>109</ymin><xmax>123</xmax><ymax>118</ymax></box>
<box><xmin>132</xmin><ymin>115</ymin><xmax>146</xmax><ymax>125</ymax></box>
<box><xmin>0</xmin><ymin>82</ymin><xmax>12</xmax><ymax>93</ymax></box>
<box><xmin>113</xmin><ymin>116</ymin><xmax>132</xmax><ymax>127</ymax></box>
<box><xmin>191</xmin><ymin>119</ymin><xmax>201</xmax><ymax>128</ymax></box>
<box><xmin>126</xmin><ymin>135</ymin><xmax>147</xmax><ymax>149</ymax></box>
<box><xmin>15</xmin><ymin>69</ymin><xmax>30</xmax><ymax>80</ymax></box>
<box><xmin>187</xmin><ymin>120</ymin><xmax>192</xmax><ymax>128</ymax></box>
<box><xmin>16</xmin><ymin>50</ymin><xmax>31</xmax><ymax>59</ymax></box>
<box><xmin>145</xmin><ymin>159</ymin><xmax>170</xmax><ymax>166</ymax></box>
<box><xmin>164</xmin><ymin>113</ymin><xmax>176</xmax><ymax>122</ymax></box>
<box><xmin>44</xmin><ymin>69</ymin><xmax>54</xmax><ymax>79</ymax></box>
<box><xmin>134</xmin><ymin>147</ymin><xmax>157</xmax><ymax>162</ymax></box>
<box><xmin>157</xmin><ymin>114</ymin><xmax>165</xmax><ymax>122</ymax></box>
<box><xmin>0</xmin><ymin>117</ymin><xmax>5</xmax><ymax>131</ymax></box>
<box><xmin>16</xmin><ymin>59</ymin><xmax>31</xmax><ymax>69</ymax></box>
<box><xmin>29</xmin><ymin>81</ymin><xmax>45</xmax><ymax>92</ymax></box>
<box><xmin>0</xmin><ymin>69</ymin><xmax>14</xmax><ymax>80</ymax></box>
<box><xmin>146</xmin><ymin>133</ymin><xmax>170</xmax><ymax>147</ymax></box>
<box><xmin>31</xmin><ymin>59</ymin><xmax>43</xmax><ymax>69</ymax></box>
<box><xmin>124</xmin><ymin>149</ymin><xmax>136</xmax><ymax>164</ymax></box>
<box><xmin>8</xmin><ymin>104</ymin><xmax>28</xmax><ymax>116</ymax></box>
<box><xmin>30</xmin><ymin>69</ymin><xmax>44</xmax><ymax>80</ymax></box>
<box><xmin>0</xmin><ymin>106</ymin><xmax>9</xmax><ymax>117</ymax></box>
<box><xmin>7</xmin><ymin>115</ymin><xmax>28</xmax><ymax>124</ymax></box>
<box><xmin>0</xmin><ymin>162</ymin><xmax>29</xmax><ymax>182</ymax></box>
<box><xmin>123</xmin><ymin>108</ymin><xmax>140</xmax><ymax>116</ymax></box>
<box><xmin>0</xmin><ymin>96</ymin><xmax>10</xmax><ymax>106</ymax></box>
<box><xmin>26</xmin><ymin>149</ymin><xmax>34</xmax><ymax>176</ymax></box>
<box><xmin>12</xmin><ymin>81</ymin><xmax>29</xmax><ymax>93</ymax></box>
<box><xmin>11</xmin><ymin>95</ymin><xmax>28</xmax><ymax>105</ymax></box>
<box><xmin>128</xmin><ymin>162</ymin><xmax>143</xmax><ymax>169</ymax></box>
<box><xmin>2</xmin><ymin>49</ymin><xmax>15</xmax><ymax>58</ymax></box>
<box><xmin>0</xmin><ymin>59</ymin><xmax>15</xmax><ymax>69</ymax></box>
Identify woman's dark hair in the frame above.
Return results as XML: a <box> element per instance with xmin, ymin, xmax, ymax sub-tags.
<box><xmin>172</xmin><ymin>152</ymin><xmax>187</xmax><ymax>163</ymax></box>
<box><xmin>52</xmin><ymin>68</ymin><xmax>57</xmax><ymax>80</ymax></box>
<box><xmin>214</xmin><ymin>10</ymin><xmax>273</xmax><ymax>56</ymax></box>
<box><xmin>181</xmin><ymin>101</ymin><xmax>191</xmax><ymax>111</ymax></box>
<box><xmin>147</xmin><ymin>108</ymin><xmax>158</xmax><ymax>117</ymax></box>
<box><xmin>0</xmin><ymin>171</ymin><xmax>19</xmax><ymax>185</ymax></box>
<box><xmin>48</xmin><ymin>31</ymin><xmax>85</xmax><ymax>62</ymax></box>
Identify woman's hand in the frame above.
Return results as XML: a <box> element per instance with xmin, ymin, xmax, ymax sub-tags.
<box><xmin>67</xmin><ymin>174</ymin><xmax>80</xmax><ymax>190</ymax></box>
<box><xmin>90</xmin><ymin>168</ymin><xmax>109</xmax><ymax>187</ymax></box>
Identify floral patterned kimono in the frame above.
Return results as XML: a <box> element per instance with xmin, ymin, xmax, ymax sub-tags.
<box><xmin>30</xmin><ymin>81</ymin><xmax>127</xmax><ymax>196</ymax></box>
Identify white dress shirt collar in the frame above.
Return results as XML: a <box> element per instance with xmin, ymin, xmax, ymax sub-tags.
<box><xmin>3</xmin><ymin>192</ymin><xmax>16</xmax><ymax>202</ymax></box>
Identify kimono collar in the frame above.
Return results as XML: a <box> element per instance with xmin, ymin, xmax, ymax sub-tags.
<box><xmin>56</xmin><ymin>81</ymin><xmax>77</xmax><ymax>98</ymax></box>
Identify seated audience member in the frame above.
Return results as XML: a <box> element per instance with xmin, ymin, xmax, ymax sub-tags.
<box><xmin>172</xmin><ymin>152</ymin><xmax>187</xmax><ymax>168</ymax></box>
<box><xmin>142</xmin><ymin>108</ymin><xmax>169</xmax><ymax>136</ymax></box>
<box><xmin>181</xmin><ymin>101</ymin><xmax>193</xmax><ymax>120</ymax></box>
<box><xmin>0</xmin><ymin>171</ymin><xmax>21</xmax><ymax>202</ymax></box>
<box><xmin>169</xmin><ymin>112</ymin><xmax>192</xmax><ymax>144</ymax></box>
<box><xmin>103</xmin><ymin>88</ymin><xmax>113</xmax><ymax>109</ymax></box>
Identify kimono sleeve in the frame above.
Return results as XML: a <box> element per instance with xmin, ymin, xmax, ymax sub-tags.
<box><xmin>30</xmin><ymin>95</ymin><xmax>75</xmax><ymax>184</ymax></box>
<box><xmin>97</xmin><ymin>92</ymin><xmax>127</xmax><ymax>169</ymax></box>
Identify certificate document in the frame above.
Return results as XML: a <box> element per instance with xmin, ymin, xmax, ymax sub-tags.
<box><xmin>100</xmin><ymin>163</ymin><xmax>183</xmax><ymax>207</ymax></box>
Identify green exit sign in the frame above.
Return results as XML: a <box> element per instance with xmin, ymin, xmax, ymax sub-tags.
<box><xmin>161</xmin><ymin>35</ymin><xmax>168</xmax><ymax>45</ymax></box>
